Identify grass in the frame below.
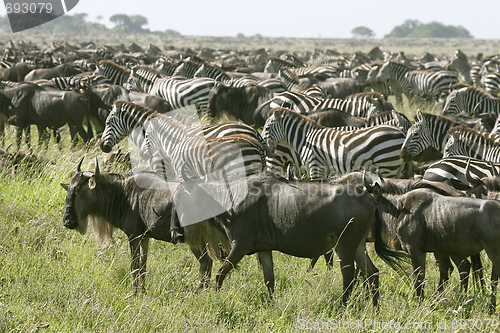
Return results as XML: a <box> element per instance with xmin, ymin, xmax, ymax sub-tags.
<box><xmin>0</xmin><ymin>119</ymin><xmax>499</xmax><ymax>332</ymax></box>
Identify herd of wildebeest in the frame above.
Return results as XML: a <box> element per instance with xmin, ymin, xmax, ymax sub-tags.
<box><xmin>4</xmin><ymin>39</ymin><xmax>500</xmax><ymax>310</ymax></box>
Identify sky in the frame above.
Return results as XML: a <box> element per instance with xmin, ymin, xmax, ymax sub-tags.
<box><xmin>1</xmin><ymin>0</ymin><xmax>500</xmax><ymax>39</ymax></box>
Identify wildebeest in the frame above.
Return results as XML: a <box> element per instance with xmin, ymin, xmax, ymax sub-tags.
<box><xmin>206</xmin><ymin>83</ymin><xmax>275</xmax><ymax>127</ymax></box>
<box><xmin>0</xmin><ymin>82</ymin><xmax>91</xmax><ymax>149</ymax></box>
<box><xmin>24</xmin><ymin>63</ymin><xmax>82</xmax><ymax>81</ymax></box>
<box><xmin>172</xmin><ymin>172</ymin><xmax>407</xmax><ymax>306</ymax></box>
<box><xmin>364</xmin><ymin>175</ymin><xmax>500</xmax><ymax>311</ymax></box>
<box><xmin>61</xmin><ymin>157</ymin><xmax>229</xmax><ymax>293</ymax></box>
<box><xmin>0</xmin><ymin>62</ymin><xmax>37</xmax><ymax>82</ymax></box>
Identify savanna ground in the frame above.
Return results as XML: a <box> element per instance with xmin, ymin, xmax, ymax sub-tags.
<box><xmin>1</xmin><ymin>32</ymin><xmax>500</xmax><ymax>332</ymax></box>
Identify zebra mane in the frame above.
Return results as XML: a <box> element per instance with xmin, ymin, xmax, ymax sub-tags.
<box><xmin>448</xmin><ymin>125</ymin><xmax>500</xmax><ymax>147</ymax></box>
<box><xmin>266</xmin><ymin>57</ymin><xmax>297</xmax><ymax>68</ymax></box>
<box><xmin>269</xmin><ymin>107</ymin><xmax>323</xmax><ymax>129</ymax></box>
<box><xmin>116</xmin><ymin>100</ymin><xmax>159</xmax><ymax>122</ymax></box>
<box><xmin>98</xmin><ymin>60</ymin><xmax>130</xmax><ymax>74</ymax></box>
<box><xmin>455</xmin><ymin>84</ymin><xmax>500</xmax><ymax>100</ymax></box>
<box><xmin>386</xmin><ymin>61</ymin><xmax>411</xmax><ymax>71</ymax></box>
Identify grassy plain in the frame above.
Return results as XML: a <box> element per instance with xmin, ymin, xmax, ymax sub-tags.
<box><xmin>0</xmin><ymin>33</ymin><xmax>500</xmax><ymax>332</ymax></box>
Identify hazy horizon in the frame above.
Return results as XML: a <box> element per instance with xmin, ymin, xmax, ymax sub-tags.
<box><xmin>1</xmin><ymin>0</ymin><xmax>499</xmax><ymax>39</ymax></box>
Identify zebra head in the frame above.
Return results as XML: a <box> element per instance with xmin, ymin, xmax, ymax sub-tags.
<box><xmin>442</xmin><ymin>88</ymin><xmax>465</xmax><ymax>116</ymax></box>
<box><xmin>261</xmin><ymin>108</ymin><xmax>287</xmax><ymax>152</ymax></box>
<box><xmin>443</xmin><ymin>131</ymin><xmax>461</xmax><ymax>158</ymax></box>
<box><xmin>100</xmin><ymin>101</ymin><xmax>129</xmax><ymax>153</ymax></box>
<box><xmin>401</xmin><ymin>110</ymin><xmax>431</xmax><ymax>162</ymax></box>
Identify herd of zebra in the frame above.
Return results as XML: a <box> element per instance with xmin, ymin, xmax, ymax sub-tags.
<box><xmin>6</xmin><ymin>40</ymin><xmax>500</xmax><ymax>308</ymax></box>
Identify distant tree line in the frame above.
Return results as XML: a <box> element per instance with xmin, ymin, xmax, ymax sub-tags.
<box><xmin>0</xmin><ymin>13</ymin><xmax>181</xmax><ymax>35</ymax></box>
<box><xmin>351</xmin><ymin>19</ymin><xmax>473</xmax><ymax>39</ymax></box>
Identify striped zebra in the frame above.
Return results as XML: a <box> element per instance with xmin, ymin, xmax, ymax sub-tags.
<box><xmin>366</xmin><ymin>63</ymin><xmax>392</xmax><ymax>99</ymax></box>
<box><xmin>140</xmin><ymin>112</ymin><xmax>266</xmax><ymax>181</ymax></box>
<box><xmin>51</xmin><ymin>73</ymin><xmax>111</xmax><ymax>90</ymax></box>
<box><xmin>261</xmin><ymin>108</ymin><xmax>406</xmax><ymax>179</ymax></box>
<box><xmin>277</xmin><ymin>67</ymin><xmax>330</xmax><ymax>98</ymax></box>
<box><xmin>423</xmin><ymin>156</ymin><xmax>500</xmax><ymax>187</ymax></box>
<box><xmin>155</xmin><ymin>57</ymin><xmax>180</xmax><ymax>76</ymax></box>
<box><xmin>173</xmin><ymin>59</ymin><xmax>203</xmax><ymax>79</ymax></box>
<box><xmin>94</xmin><ymin>60</ymin><xmax>131</xmax><ymax>86</ymax></box>
<box><xmin>269</xmin><ymin>91</ymin><xmax>385</xmax><ymax>117</ymax></box>
<box><xmin>100</xmin><ymin>100</ymin><xmax>267</xmax><ymax>157</ymax></box>
<box><xmin>264</xmin><ymin>57</ymin><xmax>338</xmax><ymax>79</ymax></box>
<box><xmin>484</xmin><ymin>72</ymin><xmax>500</xmax><ymax>95</ymax></box>
<box><xmin>443</xmin><ymin>126</ymin><xmax>500</xmax><ymax>162</ymax></box>
<box><xmin>126</xmin><ymin>66</ymin><xmax>216</xmax><ymax>111</ymax></box>
<box><xmin>376</xmin><ymin>61</ymin><xmax>458</xmax><ymax>104</ymax></box>
<box><xmin>401</xmin><ymin>110</ymin><xmax>466</xmax><ymax>162</ymax></box>
<box><xmin>447</xmin><ymin>50</ymin><xmax>473</xmax><ymax>85</ymax></box>
<box><xmin>442</xmin><ymin>85</ymin><xmax>500</xmax><ymax>117</ymax></box>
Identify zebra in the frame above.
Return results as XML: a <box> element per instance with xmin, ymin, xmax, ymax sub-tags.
<box><xmin>442</xmin><ymin>85</ymin><xmax>500</xmax><ymax>117</ymax></box>
<box><xmin>447</xmin><ymin>50</ymin><xmax>473</xmax><ymax>85</ymax></box>
<box><xmin>94</xmin><ymin>60</ymin><xmax>131</xmax><ymax>86</ymax></box>
<box><xmin>264</xmin><ymin>57</ymin><xmax>338</xmax><ymax>79</ymax></box>
<box><xmin>423</xmin><ymin>156</ymin><xmax>500</xmax><ymax>187</ymax></box>
<box><xmin>140</xmin><ymin>112</ymin><xmax>266</xmax><ymax>182</ymax></box>
<box><xmin>51</xmin><ymin>73</ymin><xmax>111</xmax><ymax>91</ymax></box>
<box><xmin>376</xmin><ymin>61</ymin><xmax>458</xmax><ymax>105</ymax></box>
<box><xmin>366</xmin><ymin>110</ymin><xmax>412</xmax><ymax>134</ymax></box>
<box><xmin>484</xmin><ymin>72</ymin><xmax>500</xmax><ymax>95</ymax></box>
<box><xmin>99</xmin><ymin>100</ymin><xmax>267</xmax><ymax>158</ymax></box>
<box><xmin>261</xmin><ymin>107</ymin><xmax>406</xmax><ymax>180</ymax></box>
<box><xmin>443</xmin><ymin>126</ymin><xmax>500</xmax><ymax>162</ymax></box>
<box><xmin>268</xmin><ymin>91</ymin><xmax>385</xmax><ymax>117</ymax></box>
<box><xmin>401</xmin><ymin>110</ymin><xmax>467</xmax><ymax>162</ymax></box>
<box><xmin>277</xmin><ymin>67</ymin><xmax>330</xmax><ymax>98</ymax></box>
<box><xmin>173</xmin><ymin>59</ymin><xmax>204</xmax><ymax>79</ymax></box>
<box><xmin>126</xmin><ymin>66</ymin><xmax>216</xmax><ymax>111</ymax></box>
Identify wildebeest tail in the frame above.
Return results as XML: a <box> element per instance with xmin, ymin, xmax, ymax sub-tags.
<box><xmin>374</xmin><ymin>208</ymin><xmax>410</xmax><ymax>276</ymax></box>
<box><xmin>183</xmin><ymin>218</ymin><xmax>231</xmax><ymax>261</ymax></box>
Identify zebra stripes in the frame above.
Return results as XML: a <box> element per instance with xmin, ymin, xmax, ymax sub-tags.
<box><xmin>447</xmin><ymin>50</ymin><xmax>473</xmax><ymax>85</ymax></box>
<box><xmin>376</xmin><ymin>61</ymin><xmax>458</xmax><ymax>104</ymax></box>
<box><xmin>423</xmin><ymin>156</ymin><xmax>500</xmax><ymax>186</ymax></box>
<box><xmin>442</xmin><ymin>85</ymin><xmax>500</xmax><ymax>116</ymax></box>
<box><xmin>141</xmin><ymin>113</ymin><xmax>266</xmax><ymax>181</ymax></box>
<box><xmin>484</xmin><ymin>72</ymin><xmax>500</xmax><ymax>95</ymax></box>
<box><xmin>100</xmin><ymin>100</ymin><xmax>266</xmax><ymax>157</ymax></box>
<box><xmin>401</xmin><ymin>110</ymin><xmax>465</xmax><ymax>161</ymax></box>
<box><xmin>94</xmin><ymin>60</ymin><xmax>130</xmax><ymax>86</ymax></box>
<box><xmin>126</xmin><ymin>66</ymin><xmax>216</xmax><ymax>111</ymax></box>
<box><xmin>261</xmin><ymin>108</ymin><xmax>406</xmax><ymax>179</ymax></box>
<box><xmin>268</xmin><ymin>91</ymin><xmax>385</xmax><ymax>117</ymax></box>
<box><xmin>51</xmin><ymin>73</ymin><xmax>111</xmax><ymax>90</ymax></box>
<box><xmin>443</xmin><ymin>126</ymin><xmax>500</xmax><ymax>162</ymax></box>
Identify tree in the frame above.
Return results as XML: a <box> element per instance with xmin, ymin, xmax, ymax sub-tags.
<box><xmin>109</xmin><ymin>14</ymin><xmax>148</xmax><ymax>33</ymax></box>
<box><xmin>351</xmin><ymin>26</ymin><xmax>375</xmax><ymax>38</ymax></box>
<box><xmin>386</xmin><ymin>19</ymin><xmax>422</xmax><ymax>38</ymax></box>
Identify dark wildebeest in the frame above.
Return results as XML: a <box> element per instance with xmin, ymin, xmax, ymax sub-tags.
<box><xmin>24</xmin><ymin>63</ymin><xmax>82</xmax><ymax>82</ymax></box>
<box><xmin>206</xmin><ymin>83</ymin><xmax>275</xmax><ymax>128</ymax></box>
<box><xmin>85</xmin><ymin>84</ymin><xmax>172</xmax><ymax>134</ymax></box>
<box><xmin>312</xmin><ymin>171</ymin><xmax>483</xmax><ymax>291</ymax></box>
<box><xmin>315</xmin><ymin>78</ymin><xmax>363</xmax><ymax>99</ymax></box>
<box><xmin>306</xmin><ymin>109</ymin><xmax>366</xmax><ymax>128</ymax></box>
<box><xmin>61</xmin><ymin>158</ymin><xmax>229</xmax><ymax>293</ymax></box>
<box><xmin>0</xmin><ymin>62</ymin><xmax>37</xmax><ymax>82</ymax></box>
<box><xmin>172</xmin><ymin>172</ymin><xmax>407</xmax><ymax>306</ymax></box>
<box><xmin>0</xmin><ymin>82</ymin><xmax>91</xmax><ymax>149</ymax></box>
<box><xmin>364</xmin><ymin>174</ymin><xmax>500</xmax><ymax>311</ymax></box>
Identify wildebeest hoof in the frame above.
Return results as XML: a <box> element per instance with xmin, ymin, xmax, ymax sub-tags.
<box><xmin>170</xmin><ymin>230</ymin><xmax>184</xmax><ymax>244</ymax></box>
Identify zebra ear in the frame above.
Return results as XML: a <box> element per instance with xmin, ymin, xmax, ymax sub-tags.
<box><xmin>415</xmin><ymin>109</ymin><xmax>423</xmax><ymax>122</ymax></box>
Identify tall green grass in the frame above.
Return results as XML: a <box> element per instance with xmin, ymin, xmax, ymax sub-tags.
<box><xmin>0</xmin><ymin>121</ymin><xmax>497</xmax><ymax>333</ymax></box>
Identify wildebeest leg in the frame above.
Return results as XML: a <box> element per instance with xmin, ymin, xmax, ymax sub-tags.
<box><xmin>450</xmin><ymin>255</ymin><xmax>472</xmax><ymax>292</ymax></box>
<box><xmin>354</xmin><ymin>244</ymin><xmax>380</xmax><ymax>306</ymax></box>
<box><xmin>491</xmin><ymin>265</ymin><xmax>499</xmax><ymax>313</ymax></box>
<box><xmin>335</xmin><ymin>246</ymin><xmax>356</xmax><ymax>306</ymax></box>
<box><xmin>409</xmin><ymin>251</ymin><xmax>426</xmax><ymax>299</ymax></box>
<box><xmin>215</xmin><ymin>246</ymin><xmax>246</xmax><ymax>291</ymax></box>
<box><xmin>434</xmin><ymin>252</ymin><xmax>453</xmax><ymax>292</ymax></box>
<box><xmin>74</xmin><ymin>122</ymin><xmax>91</xmax><ymax>143</ymax></box>
<box><xmin>189</xmin><ymin>244</ymin><xmax>213</xmax><ymax>289</ymax></box>
<box><xmin>69</xmin><ymin>126</ymin><xmax>78</xmax><ymax>148</ymax></box>
<box><xmin>129</xmin><ymin>235</ymin><xmax>149</xmax><ymax>294</ymax></box>
<box><xmin>37</xmin><ymin>126</ymin><xmax>50</xmax><ymax>148</ymax></box>
<box><xmin>256</xmin><ymin>251</ymin><xmax>274</xmax><ymax>296</ymax></box>
<box><xmin>470</xmin><ymin>253</ymin><xmax>485</xmax><ymax>293</ymax></box>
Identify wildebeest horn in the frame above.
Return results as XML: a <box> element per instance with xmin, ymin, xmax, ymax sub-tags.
<box><xmin>465</xmin><ymin>158</ymin><xmax>481</xmax><ymax>186</ymax></box>
<box><xmin>491</xmin><ymin>162</ymin><xmax>498</xmax><ymax>177</ymax></box>
<box><xmin>363</xmin><ymin>170</ymin><xmax>374</xmax><ymax>192</ymax></box>
<box><xmin>94</xmin><ymin>157</ymin><xmax>100</xmax><ymax>176</ymax></box>
<box><xmin>76</xmin><ymin>156</ymin><xmax>84</xmax><ymax>173</ymax></box>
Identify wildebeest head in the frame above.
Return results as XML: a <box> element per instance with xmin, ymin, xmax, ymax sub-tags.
<box><xmin>61</xmin><ymin>157</ymin><xmax>102</xmax><ymax>234</ymax></box>
<box><xmin>206</xmin><ymin>82</ymin><xmax>237</xmax><ymax>119</ymax></box>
